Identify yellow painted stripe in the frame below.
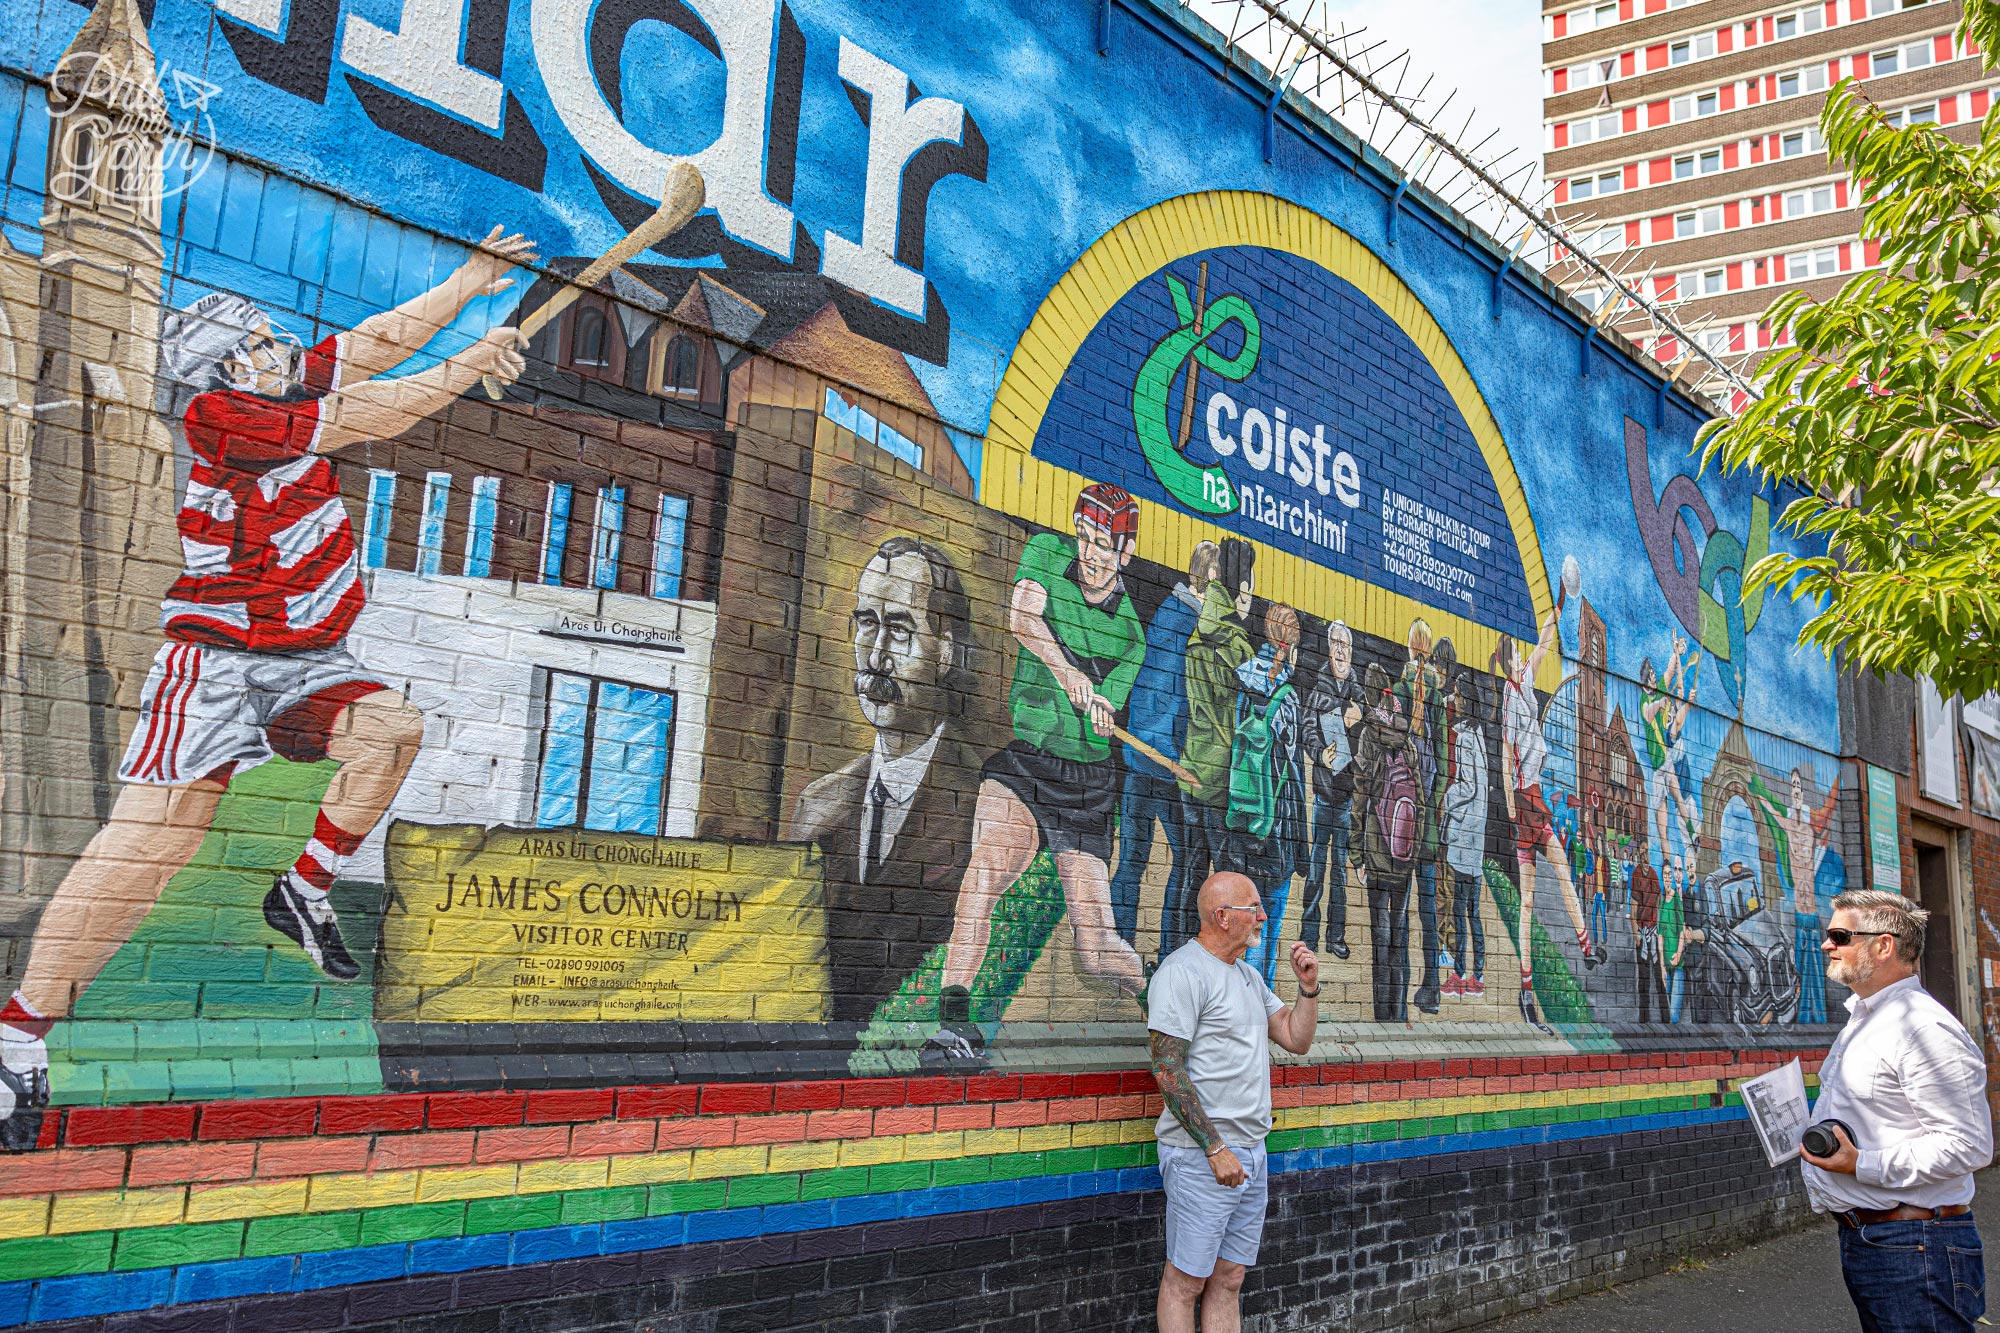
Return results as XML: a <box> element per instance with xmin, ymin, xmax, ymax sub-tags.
<box><xmin>0</xmin><ymin>1074</ymin><xmax>1735</xmax><ymax>1241</ymax></box>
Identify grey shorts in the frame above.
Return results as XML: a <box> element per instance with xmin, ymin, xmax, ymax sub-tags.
<box><xmin>119</xmin><ymin>641</ymin><xmax>387</xmax><ymax>785</ymax></box>
<box><xmin>1159</xmin><ymin>1140</ymin><xmax>1270</xmax><ymax>1277</ymax></box>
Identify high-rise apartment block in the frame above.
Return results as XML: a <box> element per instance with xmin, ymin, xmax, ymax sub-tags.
<box><xmin>1542</xmin><ymin>0</ymin><xmax>1991</xmax><ymax>381</ymax></box>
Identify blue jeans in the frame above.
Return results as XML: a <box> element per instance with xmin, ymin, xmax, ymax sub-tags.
<box><xmin>1449</xmin><ymin>868</ymin><xmax>1483</xmax><ymax>980</ymax></box>
<box><xmin>1667</xmin><ymin>966</ymin><xmax>1684</xmax><ymax>1023</ymax></box>
<box><xmin>1109</xmin><ymin>769</ymin><xmax>1185</xmax><ymax>949</ymax></box>
<box><xmin>1796</xmin><ymin>913</ymin><xmax>1826</xmax><ymax>1023</ymax></box>
<box><xmin>1249</xmin><ymin>874</ymin><xmax>1292</xmax><ymax>986</ymax></box>
<box><xmin>1415</xmin><ymin>859</ymin><xmax>1441</xmax><ymax>995</ymax></box>
<box><xmin>1166</xmin><ymin>793</ymin><xmax>1229</xmax><ymax>956</ymax></box>
<box><xmin>1298</xmin><ymin>791</ymin><xmax>1350</xmax><ymax>947</ymax></box>
<box><xmin>1839</xmin><ymin>1216</ymin><xmax>1985</xmax><ymax>1333</ymax></box>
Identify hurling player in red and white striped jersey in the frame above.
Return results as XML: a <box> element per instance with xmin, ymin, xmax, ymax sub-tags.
<box><xmin>0</xmin><ymin>227</ymin><xmax>537</xmax><ymax>1149</ymax></box>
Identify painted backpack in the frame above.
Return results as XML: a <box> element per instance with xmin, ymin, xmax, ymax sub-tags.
<box><xmin>1227</xmin><ymin>679</ymin><xmax>1296</xmax><ymax>841</ymax></box>
<box><xmin>1374</xmin><ymin>737</ymin><xmax>1420</xmax><ymax>867</ymax></box>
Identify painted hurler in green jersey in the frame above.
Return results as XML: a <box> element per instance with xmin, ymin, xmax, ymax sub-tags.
<box><xmin>934</xmin><ymin>484</ymin><xmax>1149</xmax><ymax>1052</ymax></box>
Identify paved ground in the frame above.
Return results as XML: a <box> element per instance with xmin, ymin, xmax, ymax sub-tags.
<box><xmin>1472</xmin><ymin>1172</ymin><xmax>2000</xmax><ymax>1333</ymax></box>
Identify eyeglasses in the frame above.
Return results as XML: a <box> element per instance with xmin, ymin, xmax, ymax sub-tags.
<box><xmin>1823</xmin><ymin>928</ymin><xmax>1899</xmax><ymax>947</ymax></box>
<box><xmin>1216</xmin><ymin>904</ymin><xmax>1265</xmax><ymax>917</ymax></box>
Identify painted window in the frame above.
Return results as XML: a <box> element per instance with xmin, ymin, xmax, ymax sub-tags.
<box><xmin>662</xmin><ymin>335</ymin><xmax>701</xmax><ymax>396</ymax></box>
<box><xmin>363</xmin><ymin>469</ymin><xmax>395</xmax><ymax>569</ymax></box>
<box><xmin>463</xmin><ymin>475</ymin><xmax>500</xmax><ymax>578</ymax></box>
<box><xmin>416</xmin><ymin>471</ymin><xmax>450</xmax><ymax>577</ymax></box>
<box><xmin>590</xmin><ymin>485</ymin><xmax>626</xmax><ymax>591</ymax></box>
<box><xmin>541</xmin><ymin>481</ymin><xmax>573</xmax><ymax>585</ymax></box>
<box><xmin>652</xmin><ymin>492</ymin><xmax>690</xmax><ymax>601</ymax></box>
<box><xmin>572</xmin><ymin>307</ymin><xmax>610</xmax><ymax>368</ymax></box>
<box><xmin>534</xmin><ymin>671</ymin><xmax>678</xmax><ymax>836</ymax></box>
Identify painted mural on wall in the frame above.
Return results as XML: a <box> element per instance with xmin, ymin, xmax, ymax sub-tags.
<box><xmin>0</xmin><ymin>0</ymin><xmax>1860</xmax><ymax>1157</ymax></box>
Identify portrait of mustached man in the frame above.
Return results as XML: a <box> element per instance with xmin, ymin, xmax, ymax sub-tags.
<box><xmin>786</xmin><ymin>536</ymin><xmax>984</xmax><ymax>1023</ymax></box>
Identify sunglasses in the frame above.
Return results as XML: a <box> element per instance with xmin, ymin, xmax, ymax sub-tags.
<box><xmin>1823</xmin><ymin>928</ymin><xmax>1898</xmax><ymax>947</ymax></box>
<box><xmin>1215</xmin><ymin>903</ymin><xmax>1265</xmax><ymax>917</ymax></box>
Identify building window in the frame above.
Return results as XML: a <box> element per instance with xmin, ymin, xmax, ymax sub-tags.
<box><xmin>541</xmin><ymin>481</ymin><xmax>573</xmax><ymax>585</ymax></box>
<box><xmin>1776</xmin><ymin>13</ymin><xmax>1798</xmax><ymax>38</ymax></box>
<box><xmin>1574</xmin><ymin>172</ymin><xmax>1620</xmax><ymax>199</ymax></box>
<box><xmin>1780</xmin><ymin>127</ymin><xmax>1821</xmax><ymax>157</ymax></box>
<box><xmin>1700</xmin><ymin>267</ymin><xmax>1726</xmax><ymax>295</ymax></box>
<box><xmin>1696</xmin><ymin>92</ymin><xmax>1718</xmax><ymax>116</ymax></box>
<box><xmin>590</xmin><ymin>485</ymin><xmax>625</xmax><ymax>592</ymax></box>
<box><xmin>464</xmin><ymin>475</ymin><xmax>500</xmax><ymax>578</ymax></box>
<box><xmin>1670</xmin><ymin>33</ymin><xmax>1715</xmax><ymax>64</ymax></box>
<box><xmin>1675</xmin><ymin>211</ymin><xmax>1697</xmax><ymax>239</ymax></box>
<box><xmin>363</xmin><ymin>470</ymin><xmax>395</xmax><ymax>570</ymax></box>
<box><xmin>534</xmin><ymin>671</ymin><xmax>678</xmax><ymax>836</ymax></box>
<box><xmin>1700</xmin><ymin>327</ymin><xmax>1731</xmax><ymax>354</ymax></box>
<box><xmin>1699</xmin><ymin>149</ymin><xmax>1722</xmax><ymax>174</ymax></box>
<box><xmin>1787</xmin><ymin>247</ymin><xmax>1841</xmax><ymax>278</ymax></box>
<box><xmin>1784</xmin><ymin>185</ymin><xmax>1836</xmax><ymax>217</ymax></box>
<box><xmin>662</xmin><ymin>336</ymin><xmax>701</xmax><ymax>396</ymax></box>
<box><xmin>417</xmin><ymin>471</ymin><xmax>450</xmax><ymax>577</ymax></box>
<box><xmin>651</xmin><ymin>493</ymin><xmax>689</xmax><ymax>601</ymax></box>
<box><xmin>1777</xmin><ymin>65</ymin><xmax>1828</xmax><ymax>99</ymax></box>
<box><xmin>1587</xmin><ymin>225</ymin><xmax>1624</xmax><ymax>255</ymax></box>
<box><xmin>1673</xmin><ymin>154</ymin><xmax>1694</xmax><ymax>179</ymax></box>
<box><xmin>1567</xmin><ymin>3</ymin><xmax>1619</xmax><ymax>33</ymax></box>
<box><xmin>572</xmin><ymin>307</ymin><xmax>609</xmax><ymax>368</ymax></box>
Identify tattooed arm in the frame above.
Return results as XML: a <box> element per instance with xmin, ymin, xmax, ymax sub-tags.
<box><xmin>1150</xmin><ymin>1030</ymin><xmax>1245</xmax><ymax>1187</ymax></box>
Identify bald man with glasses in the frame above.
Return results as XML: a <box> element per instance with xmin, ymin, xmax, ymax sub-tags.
<box><xmin>1148</xmin><ymin>872</ymin><xmax>1319</xmax><ymax>1333</ymax></box>
<box><xmin>1801</xmin><ymin>889</ymin><xmax>1992</xmax><ymax>1333</ymax></box>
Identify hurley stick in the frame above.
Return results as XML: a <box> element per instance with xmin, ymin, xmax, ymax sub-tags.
<box><xmin>1111</xmin><ymin>724</ymin><xmax>1198</xmax><ymax>788</ymax></box>
<box><xmin>482</xmin><ymin>161</ymin><xmax>707</xmax><ymax>400</ymax></box>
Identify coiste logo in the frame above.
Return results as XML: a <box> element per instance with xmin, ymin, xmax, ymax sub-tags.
<box><xmin>1129</xmin><ymin>268</ymin><xmax>1363</xmax><ymax>554</ymax></box>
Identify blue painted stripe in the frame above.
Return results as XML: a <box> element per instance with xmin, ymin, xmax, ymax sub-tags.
<box><xmin>0</xmin><ymin>1103</ymin><xmax>1749</xmax><ymax>1327</ymax></box>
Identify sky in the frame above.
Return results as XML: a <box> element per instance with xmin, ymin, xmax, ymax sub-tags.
<box><xmin>1187</xmin><ymin>0</ymin><xmax>1548</xmax><ymax>224</ymax></box>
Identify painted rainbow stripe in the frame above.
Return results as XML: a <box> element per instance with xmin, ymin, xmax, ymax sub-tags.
<box><xmin>0</xmin><ymin>1049</ymin><xmax>1822</xmax><ymax>1327</ymax></box>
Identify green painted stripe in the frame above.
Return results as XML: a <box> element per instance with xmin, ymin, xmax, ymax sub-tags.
<box><xmin>0</xmin><ymin>1092</ymin><xmax>1765</xmax><ymax>1282</ymax></box>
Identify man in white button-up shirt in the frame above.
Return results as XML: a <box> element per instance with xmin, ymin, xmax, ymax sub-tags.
<box><xmin>1800</xmin><ymin>889</ymin><xmax>1992</xmax><ymax>1333</ymax></box>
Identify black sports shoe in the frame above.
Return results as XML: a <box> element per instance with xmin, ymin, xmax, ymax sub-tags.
<box><xmin>0</xmin><ymin>1030</ymin><xmax>49</xmax><ymax>1153</ymax></box>
<box><xmin>264</xmin><ymin>874</ymin><xmax>361</xmax><ymax>980</ymax></box>
<box><xmin>1413</xmin><ymin>985</ymin><xmax>1440</xmax><ymax>1015</ymax></box>
<box><xmin>1327</xmin><ymin>939</ymin><xmax>1350</xmax><ymax>961</ymax></box>
<box><xmin>1518</xmin><ymin>987</ymin><xmax>1553</xmax><ymax>1035</ymax></box>
<box><xmin>1581</xmin><ymin>941</ymin><xmax>1603</xmax><ymax>970</ymax></box>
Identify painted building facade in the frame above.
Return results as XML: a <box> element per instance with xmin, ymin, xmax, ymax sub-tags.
<box><xmin>0</xmin><ymin>0</ymin><xmax>1909</xmax><ymax>1329</ymax></box>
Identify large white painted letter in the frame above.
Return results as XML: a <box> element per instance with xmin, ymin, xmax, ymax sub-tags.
<box><xmin>531</xmin><ymin>0</ymin><xmax>795</xmax><ymax>258</ymax></box>
<box><xmin>821</xmin><ymin>36</ymin><xmax>966</xmax><ymax>315</ymax></box>
<box><xmin>343</xmin><ymin>0</ymin><xmax>506</xmax><ymax>130</ymax></box>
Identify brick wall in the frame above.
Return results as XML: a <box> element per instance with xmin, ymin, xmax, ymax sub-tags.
<box><xmin>0</xmin><ymin>0</ymin><xmax>1861</xmax><ymax>1329</ymax></box>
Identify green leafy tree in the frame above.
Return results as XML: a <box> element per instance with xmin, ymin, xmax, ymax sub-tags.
<box><xmin>1696</xmin><ymin>0</ymin><xmax>2000</xmax><ymax>699</ymax></box>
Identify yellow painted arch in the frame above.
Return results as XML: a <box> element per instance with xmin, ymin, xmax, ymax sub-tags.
<box><xmin>981</xmin><ymin>190</ymin><xmax>1558</xmax><ymax>689</ymax></box>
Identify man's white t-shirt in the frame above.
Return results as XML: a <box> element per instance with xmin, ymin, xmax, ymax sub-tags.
<box><xmin>1147</xmin><ymin>940</ymin><xmax>1286</xmax><ymax>1150</ymax></box>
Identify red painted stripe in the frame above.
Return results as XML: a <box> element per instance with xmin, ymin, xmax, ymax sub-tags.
<box><xmin>52</xmin><ymin>1048</ymin><xmax>1830</xmax><ymax>1149</ymax></box>
<box><xmin>133</xmin><ymin>644</ymin><xmax>185</xmax><ymax>780</ymax></box>
<box><xmin>159</xmin><ymin>643</ymin><xmax>204</xmax><ymax>782</ymax></box>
